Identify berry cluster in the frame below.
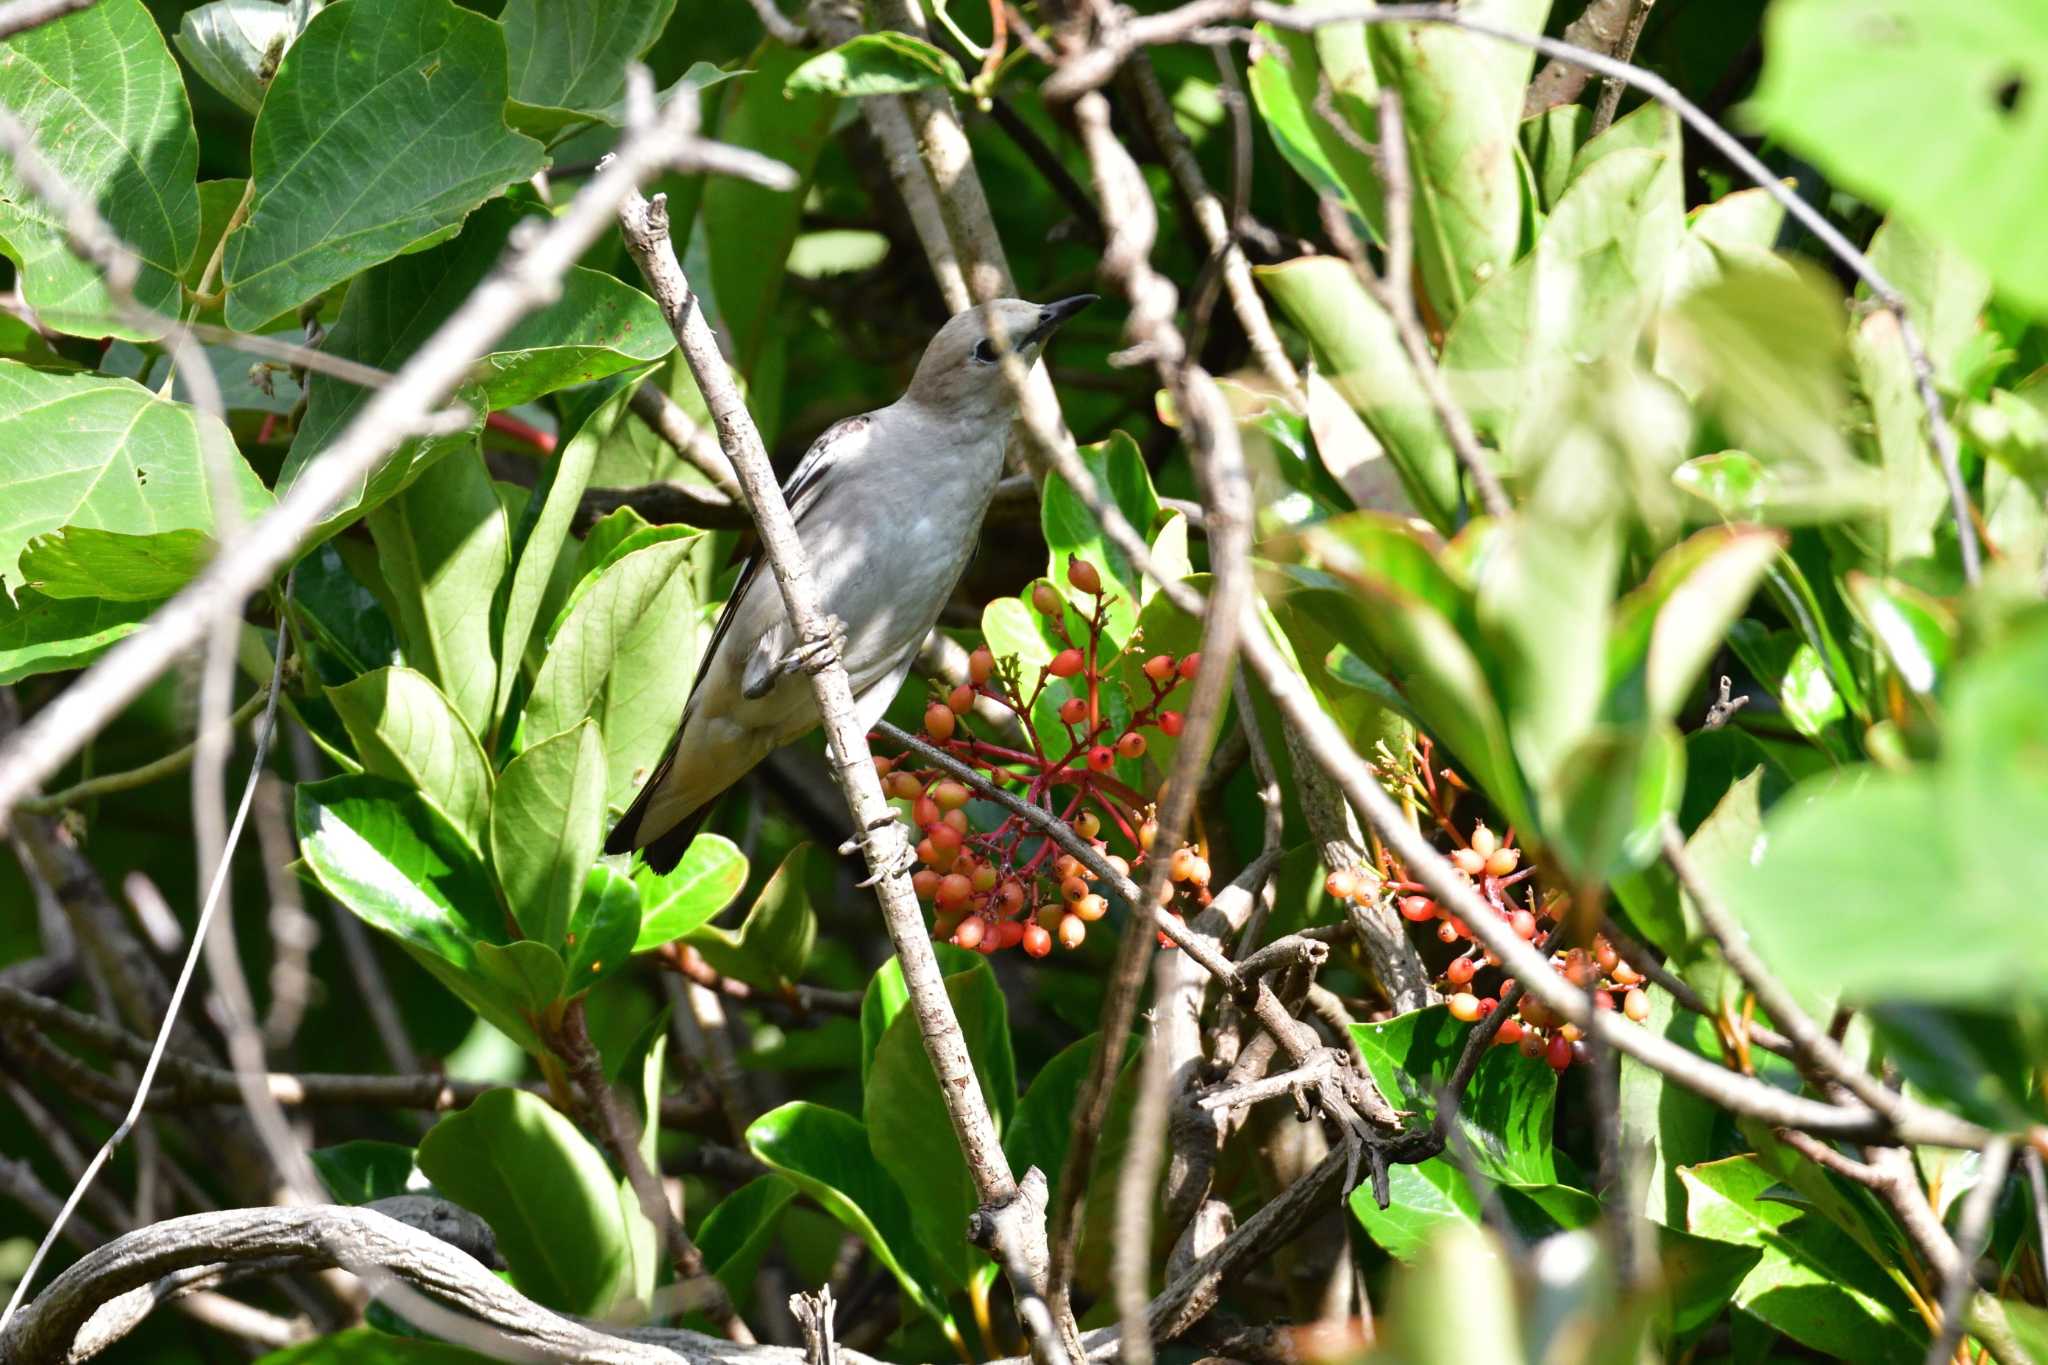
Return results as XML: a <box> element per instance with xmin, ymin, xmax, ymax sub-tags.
<box><xmin>1325</xmin><ymin>739</ymin><xmax>1656</xmax><ymax>1069</ymax></box>
<box><xmin>873</xmin><ymin>556</ymin><xmax>1206</xmax><ymax>957</ymax></box>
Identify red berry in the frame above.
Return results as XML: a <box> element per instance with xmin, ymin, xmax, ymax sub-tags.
<box><xmin>995</xmin><ymin>919</ymin><xmax>1025</xmax><ymax>950</ymax></box>
<box><xmin>924</xmin><ymin>703</ymin><xmax>956</xmax><ymax>741</ymax></box>
<box><xmin>1494</xmin><ymin>1018</ymin><xmax>1525</xmax><ymax>1046</ymax></box>
<box><xmin>912</xmin><ymin>869</ymin><xmax>941</xmax><ymax>900</ymax></box>
<box><xmin>1087</xmin><ymin>745</ymin><xmax>1115</xmax><ymax>773</ymax></box>
<box><xmin>1117</xmin><ymin>732</ymin><xmax>1147</xmax><ymax>759</ymax></box>
<box><xmin>928</xmin><ymin>823</ymin><xmax>962</xmax><ymax>855</ymax></box>
<box><xmin>1058</xmin><ymin>913</ymin><xmax>1086</xmax><ymax>949</ymax></box>
<box><xmin>1031</xmin><ymin>583</ymin><xmax>1062</xmax><ymax>616</ymax></box>
<box><xmin>1158</xmin><ymin>710</ymin><xmax>1184</xmax><ymax>737</ymax></box>
<box><xmin>914</xmin><ymin>795</ymin><xmax>941</xmax><ymax>828</ymax></box>
<box><xmin>1545</xmin><ymin>1034</ymin><xmax>1573</xmax><ymax>1070</ymax></box>
<box><xmin>948</xmin><ymin>684</ymin><xmax>975</xmax><ymax>714</ymax></box>
<box><xmin>1594</xmin><ymin>989</ymin><xmax>1615</xmax><ymax>1012</ymax></box>
<box><xmin>937</xmin><ymin>873</ymin><xmax>973</xmax><ymax>909</ymax></box>
<box><xmin>1446</xmin><ymin>956</ymin><xmax>1476</xmax><ymax>986</ymax></box>
<box><xmin>1049</xmin><ymin>649</ymin><xmax>1085</xmax><ymax>679</ymax></box>
<box><xmin>872</xmin><ymin>755</ymin><xmax>894</xmax><ymax>778</ymax></box>
<box><xmin>953</xmin><ymin>916</ymin><xmax>986</xmax><ymax>949</ymax></box>
<box><xmin>1022</xmin><ymin>923</ymin><xmax>1053</xmax><ymax>957</ymax></box>
<box><xmin>1058</xmin><ymin>697</ymin><xmax>1088</xmax><ymax>725</ymax></box>
<box><xmin>916</xmin><ymin>837</ymin><xmax>939</xmax><ymax>866</ymax></box>
<box><xmin>1177</xmin><ymin>652</ymin><xmax>1201</xmax><ymax>680</ymax></box>
<box><xmin>1477</xmin><ymin>996</ymin><xmax>1498</xmax><ymax>1016</ymax></box>
<box><xmin>1067</xmin><ymin>556</ymin><xmax>1103</xmax><ymax>596</ymax></box>
<box><xmin>1143</xmin><ymin>654</ymin><xmax>1175</xmax><ymax>683</ymax></box>
<box><xmin>968</xmin><ymin>646</ymin><xmax>995</xmax><ymax>684</ymax></box>
<box><xmin>1399</xmin><ymin>895</ymin><xmax>1436</xmax><ymax>923</ymax></box>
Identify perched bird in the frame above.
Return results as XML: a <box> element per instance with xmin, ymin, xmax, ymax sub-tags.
<box><xmin>606</xmin><ymin>295</ymin><xmax>1096</xmax><ymax>872</ymax></box>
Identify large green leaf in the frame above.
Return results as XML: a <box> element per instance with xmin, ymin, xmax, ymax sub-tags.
<box><xmin>495</xmin><ymin>382</ymin><xmax>636</xmax><ymax>739</ymax></box>
<box><xmin>1246</xmin><ymin>19</ymin><xmax>1381</xmax><ymax>236</ymax></box>
<box><xmin>1542</xmin><ymin>722</ymin><xmax>1685</xmax><ymax>884</ymax></box>
<box><xmin>294</xmin><ymin>775</ymin><xmax>533</xmax><ymax>1049</ymax></box>
<box><xmin>308</xmin><ymin>1140</ymin><xmax>422</xmax><ymax>1206</ymax></box>
<box><xmin>1258</xmin><ymin>256</ymin><xmax>1462</xmax><ymax>529</ymax></box>
<box><xmin>856</xmin><ymin>943</ymin><xmax>985</xmax><ymax>1091</ymax></box>
<box><xmin>0</xmin><ymin>590</ymin><xmax>158</xmax><ymax>684</ymax></box>
<box><xmin>1681</xmin><ymin>1155</ymin><xmax>1926</xmax><ymax>1363</ymax></box>
<box><xmin>524</xmin><ymin>532</ymin><xmax>700</xmax><ymax>811</ymax></box>
<box><xmin>1040</xmin><ymin>430</ymin><xmax>1163</xmax><ymax>642</ymax></box>
<box><xmin>865</xmin><ymin>962</ymin><xmax>1016</xmax><ymax>1292</ymax></box>
<box><xmin>221</xmin><ymin>0</ymin><xmax>545</xmax><ymax>329</ymax></box>
<box><xmin>500</xmin><ymin>0</ymin><xmax>676</xmax><ymax>133</ymax></box>
<box><xmin>0</xmin><ymin>363</ymin><xmax>270</xmax><ymax>592</ymax></box>
<box><xmin>1605</xmin><ymin>526</ymin><xmax>1784</xmax><ymax>725</ymax></box>
<box><xmin>688</xmin><ymin>842</ymin><xmax>822</xmax><ymax>990</ymax></box>
<box><xmin>175</xmin><ymin>0</ymin><xmax>304</xmax><ymax>117</ymax></box>
<box><xmin>1349</xmin><ymin>1158</ymin><xmax>1481</xmax><ymax>1262</ymax></box>
<box><xmin>696</xmin><ymin>1174</ymin><xmax>798</xmax><ymax>1302</ymax></box>
<box><xmin>632</xmin><ymin>832</ymin><xmax>748</xmax><ymax>951</ymax></box>
<box><xmin>491</xmin><ymin>720</ymin><xmax>606</xmax><ymax>951</ymax></box>
<box><xmin>787</xmin><ymin>33</ymin><xmax>965</xmax><ymax>97</ymax></box>
<box><xmin>325</xmin><ymin>666</ymin><xmax>493</xmax><ymax>847</ymax></box>
<box><xmin>250</xmin><ymin>1328</ymin><xmax>494</xmax><ymax>1364</ymax></box>
<box><xmin>416</xmin><ymin>1088</ymin><xmax>640</xmax><ymax>1316</ymax></box>
<box><xmin>0</xmin><ymin>0</ymin><xmax>199</xmax><ymax>338</ymax></box>
<box><xmin>284</xmin><ymin>201</ymin><xmax>674</xmax><ymax>536</ymax></box>
<box><xmin>746</xmin><ymin>1101</ymin><xmax>951</xmax><ymax>1325</ymax></box>
<box><xmin>1352</xmin><ymin>1005</ymin><xmax>1558</xmax><ymax>1187</ymax></box>
<box><xmin>1365</xmin><ymin>0</ymin><xmax>1549</xmax><ymax>321</ymax></box>
<box><xmin>1750</xmin><ymin>0</ymin><xmax>2048</xmax><ymax>315</ymax></box>
<box><xmin>365</xmin><ymin>448</ymin><xmax>510</xmax><ymax>739</ymax></box>
<box><xmin>15</xmin><ymin>527</ymin><xmax>212</xmax><ymax>602</ymax></box>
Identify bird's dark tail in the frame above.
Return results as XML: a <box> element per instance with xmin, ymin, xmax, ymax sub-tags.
<box><xmin>626</xmin><ymin>803</ymin><xmax>712</xmax><ymax>875</ymax></box>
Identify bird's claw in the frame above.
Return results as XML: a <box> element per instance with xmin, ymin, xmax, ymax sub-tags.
<box><xmin>838</xmin><ymin>815</ymin><xmax>902</xmax><ymax>857</ymax></box>
<box><xmin>742</xmin><ymin>617</ymin><xmax>848</xmax><ymax>700</ymax></box>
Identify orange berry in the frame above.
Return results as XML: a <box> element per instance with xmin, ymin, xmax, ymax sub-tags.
<box><xmin>1067</xmin><ymin>555</ymin><xmax>1102</xmax><ymax>596</ymax></box>
<box><xmin>1053</xmin><ymin>854</ymin><xmax>1082</xmax><ymax>881</ymax></box>
<box><xmin>1116</xmin><ymin>732</ymin><xmax>1147</xmax><ymax>759</ymax></box>
<box><xmin>1061</xmin><ymin>875</ymin><xmax>1090</xmax><ymax>904</ymax></box>
<box><xmin>1399</xmin><ymin>895</ymin><xmax>1436</xmax><ymax>922</ymax></box>
<box><xmin>1031</xmin><ymin>583</ymin><xmax>1062</xmax><ymax>616</ymax></box>
<box><xmin>932</xmin><ymin>780</ymin><xmax>969</xmax><ymax>811</ymax></box>
<box><xmin>1623</xmin><ymin>989</ymin><xmax>1651</xmax><ymax>1022</ymax></box>
<box><xmin>914</xmin><ymin>794</ymin><xmax>941</xmax><ymax>828</ymax></box>
<box><xmin>1511</xmin><ymin>909</ymin><xmax>1538</xmax><ymax>940</ymax></box>
<box><xmin>1049</xmin><ymin>648</ymin><xmax>1085</xmax><ymax>678</ymax></box>
<box><xmin>942</xmin><ymin>808</ymin><xmax>968</xmax><ymax>834</ymax></box>
<box><xmin>953</xmin><ymin>916</ymin><xmax>986</xmax><ymax>949</ymax></box>
<box><xmin>937</xmin><ymin>874</ymin><xmax>973</xmax><ymax>909</ymax></box>
<box><xmin>916</xmin><ymin>837</ymin><xmax>939</xmax><ymax>866</ymax></box>
<box><xmin>1184</xmin><ymin>855</ymin><xmax>1211</xmax><ymax>887</ymax></box>
<box><xmin>1448</xmin><ymin>992</ymin><xmax>1482</xmax><ymax>1022</ymax></box>
<box><xmin>924</xmin><ymin>703</ymin><xmax>956</xmax><ymax>741</ymax></box>
<box><xmin>1058</xmin><ymin>913</ymin><xmax>1087</xmax><ymax>949</ymax></box>
<box><xmin>968</xmin><ymin>646</ymin><xmax>995</xmax><ymax>684</ymax></box>
<box><xmin>1105</xmin><ymin>854</ymin><xmax>1130</xmax><ymax>878</ymax></box>
<box><xmin>1436</xmin><ymin>921</ymin><xmax>1460</xmax><ymax>943</ymax></box>
<box><xmin>971</xmin><ymin>863</ymin><xmax>999</xmax><ymax>893</ymax></box>
<box><xmin>912</xmin><ymin>869</ymin><xmax>941</xmax><ymax>900</ymax></box>
<box><xmin>996</xmin><ymin>880</ymin><xmax>1025</xmax><ymax>914</ymax></box>
<box><xmin>1612</xmin><ymin>961</ymin><xmax>1643</xmax><ymax>986</ymax></box>
<box><xmin>948</xmin><ymin>684</ymin><xmax>975</xmax><ymax>714</ymax></box>
<box><xmin>888</xmin><ymin>771</ymin><xmax>922</xmax><ymax>801</ymax></box>
<box><xmin>1074</xmin><ymin>810</ymin><xmax>1101</xmax><ymax>839</ymax></box>
<box><xmin>1326</xmin><ymin>869</ymin><xmax>1357</xmax><ymax>900</ymax></box>
<box><xmin>1485</xmin><ymin>847</ymin><xmax>1520</xmax><ymax>877</ymax></box>
<box><xmin>1022</xmin><ymin>923</ymin><xmax>1053</xmax><ymax>957</ymax></box>
<box><xmin>1494</xmin><ymin>1018</ymin><xmax>1525</xmax><ymax>1046</ymax></box>
<box><xmin>1451</xmin><ymin>848</ymin><xmax>1486</xmax><ymax>875</ymax></box>
<box><xmin>1058</xmin><ymin>697</ymin><xmax>1088</xmax><ymax>725</ymax></box>
<box><xmin>1158</xmin><ymin>710</ymin><xmax>1184</xmax><ymax>737</ymax></box>
<box><xmin>873</xmin><ymin>755</ymin><xmax>894</xmax><ymax>778</ymax></box>
<box><xmin>1143</xmin><ymin>654</ymin><xmax>1175</xmax><ymax>683</ymax></box>
<box><xmin>1177</xmin><ymin>652</ymin><xmax>1201</xmax><ymax>680</ymax></box>
<box><xmin>1087</xmin><ymin>745</ymin><xmax>1114</xmax><ymax>773</ymax></box>
<box><xmin>1446</xmin><ymin>956</ymin><xmax>1476</xmax><ymax>985</ymax></box>
<box><xmin>1073</xmin><ymin>893</ymin><xmax>1107</xmax><ymax>922</ymax></box>
<box><xmin>1138</xmin><ymin>819</ymin><xmax>1158</xmax><ymax>850</ymax></box>
<box><xmin>928</xmin><ymin>823</ymin><xmax>962</xmax><ymax>855</ymax></box>
<box><xmin>1169</xmin><ymin>847</ymin><xmax>1195</xmax><ymax>881</ymax></box>
<box><xmin>1470</xmin><ymin>825</ymin><xmax>1499</xmax><ymax>859</ymax></box>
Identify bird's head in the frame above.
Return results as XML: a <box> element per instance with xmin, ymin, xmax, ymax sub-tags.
<box><xmin>905</xmin><ymin>295</ymin><xmax>1097</xmax><ymax>419</ymax></box>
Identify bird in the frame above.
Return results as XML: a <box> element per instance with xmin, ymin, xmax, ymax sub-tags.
<box><xmin>605</xmin><ymin>294</ymin><xmax>1097</xmax><ymax>873</ymax></box>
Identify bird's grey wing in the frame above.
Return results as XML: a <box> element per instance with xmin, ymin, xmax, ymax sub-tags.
<box><xmin>605</xmin><ymin>414</ymin><xmax>874</xmax><ymax>858</ymax></box>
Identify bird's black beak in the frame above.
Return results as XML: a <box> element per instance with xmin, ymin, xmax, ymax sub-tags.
<box><xmin>1030</xmin><ymin>293</ymin><xmax>1097</xmax><ymax>342</ymax></box>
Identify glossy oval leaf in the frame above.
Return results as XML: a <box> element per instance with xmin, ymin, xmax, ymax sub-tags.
<box><xmin>0</xmin><ymin>363</ymin><xmax>270</xmax><ymax>593</ymax></box>
<box><xmin>563</xmin><ymin>863</ymin><xmax>640</xmax><ymax>994</ymax></box>
<box><xmin>491</xmin><ymin>720</ymin><xmax>606</xmax><ymax>951</ymax></box>
<box><xmin>416</xmin><ymin>1088</ymin><xmax>637</xmax><ymax>1316</ymax></box>
<box><xmin>0</xmin><ymin>0</ymin><xmax>200</xmax><ymax>338</ymax></box>
<box><xmin>221</xmin><ymin>0</ymin><xmax>546</xmax><ymax>329</ymax></box>
<box><xmin>325</xmin><ymin>666</ymin><xmax>493</xmax><ymax>848</ymax></box>
<box><xmin>500</xmin><ymin>0</ymin><xmax>675</xmax><ymax>133</ymax></box>
<box><xmin>633</xmin><ymin>832</ymin><xmax>748</xmax><ymax>951</ymax></box>
<box><xmin>687</xmin><ymin>842</ymin><xmax>822</xmax><ymax>990</ymax></box>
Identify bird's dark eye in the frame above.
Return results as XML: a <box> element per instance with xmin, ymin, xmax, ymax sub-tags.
<box><xmin>971</xmin><ymin>337</ymin><xmax>998</xmax><ymax>365</ymax></box>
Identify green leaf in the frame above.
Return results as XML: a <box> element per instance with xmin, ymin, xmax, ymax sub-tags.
<box><xmin>496</xmin><ymin>382</ymin><xmax>637</xmax><ymax>739</ymax></box>
<box><xmin>417</xmin><ymin>1089</ymin><xmax>638</xmax><ymax>1315</ymax></box>
<box><xmin>175</xmin><ymin>0</ymin><xmax>303</xmax><ymax>116</ymax></box>
<box><xmin>1606</xmin><ymin>526</ymin><xmax>1785</xmax><ymax>725</ymax></box>
<box><xmin>1349</xmin><ymin>1158</ymin><xmax>1481</xmax><ymax>1261</ymax></box>
<box><xmin>633</xmin><ymin>832</ymin><xmax>748</xmax><ymax>951</ymax></box>
<box><xmin>1681</xmin><ymin>1155</ymin><xmax>1927</xmax><ymax>1363</ymax></box>
<box><xmin>0</xmin><ymin>363</ymin><xmax>271</xmax><ymax>592</ymax></box>
<box><xmin>221</xmin><ymin>0</ymin><xmax>546</xmax><ymax>329</ymax></box>
<box><xmin>1040</xmin><ymin>430</ymin><xmax>1162</xmax><ymax>642</ymax></box>
<box><xmin>1001</xmin><ymin>1032</ymin><xmax>1122</xmax><ymax>1211</ymax></box>
<box><xmin>1352</xmin><ymin>1005</ymin><xmax>1558</xmax><ymax>1187</ymax></box>
<box><xmin>0</xmin><ymin>589</ymin><xmax>158</xmax><ymax>684</ymax></box>
<box><xmin>326</xmin><ymin>666</ymin><xmax>493</xmax><ymax>847</ymax></box>
<box><xmin>1853</xmin><ymin>310</ymin><xmax>1952</xmax><ymax>568</ymax></box>
<box><xmin>293</xmin><ymin>542</ymin><xmax>401</xmax><ymax>679</ymax></box>
<box><xmin>857</xmin><ymin>943</ymin><xmax>983</xmax><ymax>1090</ymax></box>
<box><xmin>285</xmin><ymin>200</ymin><xmax>674</xmax><ymax>536</ymax></box>
<box><xmin>366</xmin><ymin>448</ymin><xmax>511</xmax><ymax>739</ymax></box>
<box><xmin>688</xmin><ymin>842</ymin><xmax>822</xmax><ymax>989</ymax></box>
<box><xmin>500</xmin><ymin>0</ymin><xmax>676</xmax><ymax>129</ymax></box>
<box><xmin>865</xmin><ymin>962</ymin><xmax>1016</xmax><ymax>1290</ymax></box>
<box><xmin>1842</xmin><ymin>572</ymin><xmax>1954</xmax><ymax>696</ymax></box>
<box><xmin>1544</xmin><ymin>722</ymin><xmax>1684</xmax><ymax>885</ymax></box>
<box><xmin>491</xmin><ymin>720</ymin><xmax>606</xmax><ymax>951</ymax></box>
<box><xmin>309</xmin><ymin>1140</ymin><xmax>421</xmax><ymax>1205</ymax></box>
<box><xmin>1653</xmin><ymin>1225</ymin><xmax>1766</xmax><ymax>1357</ymax></box>
<box><xmin>294</xmin><ymin>775</ymin><xmax>534</xmax><ymax>1050</ymax></box>
<box><xmin>1258</xmin><ymin>256</ymin><xmax>1462</xmax><ymax>529</ymax></box>
<box><xmin>1246</xmin><ymin>20</ymin><xmax>1381</xmax><ymax>235</ymax></box>
<box><xmin>787</xmin><ymin>33</ymin><xmax>966</xmax><ymax>97</ymax></box>
<box><xmin>1366</xmin><ymin>0</ymin><xmax>1549</xmax><ymax>321</ymax></box>
<box><xmin>473</xmin><ymin>939</ymin><xmax>567</xmax><ymax>1015</ymax></box>
<box><xmin>746</xmin><ymin>1101</ymin><xmax>951</xmax><ymax>1324</ymax></box>
<box><xmin>563</xmin><ymin>863</ymin><xmax>640</xmax><ymax>994</ymax></box>
<box><xmin>0</xmin><ymin>0</ymin><xmax>199</xmax><ymax>338</ymax></box>
<box><xmin>697</xmin><ymin>1174</ymin><xmax>798</xmax><ymax>1302</ymax></box>
<box><xmin>15</xmin><ymin>527</ymin><xmax>212</xmax><ymax>602</ymax></box>
<box><xmin>1618</xmin><ymin>987</ymin><xmax>1725</xmax><ymax>1226</ymax></box>
<box><xmin>523</xmin><ymin>531</ymin><xmax>701</xmax><ymax>811</ymax></box>
<box><xmin>1749</xmin><ymin>0</ymin><xmax>2048</xmax><ymax>315</ymax></box>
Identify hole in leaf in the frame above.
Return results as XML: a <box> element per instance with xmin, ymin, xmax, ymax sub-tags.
<box><xmin>1995</xmin><ymin>75</ymin><xmax>2025</xmax><ymax>116</ymax></box>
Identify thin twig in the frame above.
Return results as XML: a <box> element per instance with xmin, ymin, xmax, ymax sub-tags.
<box><xmin>1924</xmin><ymin>1138</ymin><xmax>2012</xmax><ymax>1365</ymax></box>
<box><xmin>0</xmin><ymin>0</ymin><xmax>95</xmax><ymax>40</ymax></box>
<box><xmin>16</xmin><ymin>688</ymin><xmax>270</xmax><ymax>814</ymax></box>
<box><xmin>1589</xmin><ymin>0</ymin><xmax>1653</xmax><ymax>136</ymax></box>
